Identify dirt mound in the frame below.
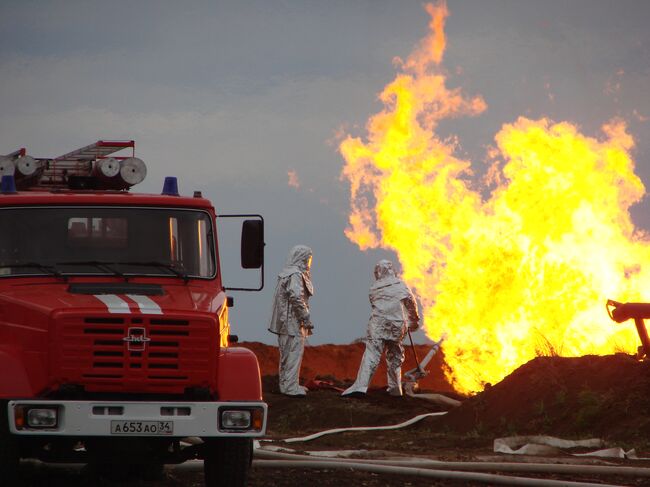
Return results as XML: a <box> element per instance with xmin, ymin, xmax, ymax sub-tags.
<box><xmin>242</xmin><ymin>342</ymin><xmax>650</xmax><ymax>450</ymax></box>
<box><xmin>240</xmin><ymin>341</ymin><xmax>455</xmax><ymax>393</ymax></box>
<box><xmin>440</xmin><ymin>353</ymin><xmax>650</xmax><ymax>443</ymax></box>
<box><xmin>243</xmin><ymin>342</ymin><xmax>650</xmax><ymax>449</ymax></box>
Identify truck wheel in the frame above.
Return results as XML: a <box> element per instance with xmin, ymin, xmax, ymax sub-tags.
<box><xmin>203</xmin><ymin>438</ymin><xmax>252</xmax><ymax>487</ymax></box>
<box><xmin>0</xmin><ymin>401</ymin><xmax>19</xmax><ymax>481</ymax></box>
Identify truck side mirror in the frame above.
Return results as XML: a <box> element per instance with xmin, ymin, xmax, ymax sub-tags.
<box><xmin>241</xmin><ymin>219</ymin><xmax>264</xmax><ymax>269</ymax></box>
<box><xmin>218</xmin><ymin>213</ymin><xmax>265</xmax><ymax>291</ymax></box>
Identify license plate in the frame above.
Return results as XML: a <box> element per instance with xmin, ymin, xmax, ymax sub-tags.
<box><xmin>110</xmin><ymin>420</ymin><xmax>173</xmax><ymax>435</ymax></box>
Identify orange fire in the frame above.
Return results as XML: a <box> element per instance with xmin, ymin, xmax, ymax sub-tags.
<box><xmin>339</xmin><ymin>1</ymin><xmax>649</xmax><ymax>393</ymax></box>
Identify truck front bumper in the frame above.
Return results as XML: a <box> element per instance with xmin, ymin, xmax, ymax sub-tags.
<box><xmin>8</xmin><ymin>400</ymin><xmax>267</xmax><ymax>437</ymax></box>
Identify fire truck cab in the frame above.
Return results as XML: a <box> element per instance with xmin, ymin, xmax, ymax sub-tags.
<box><xmin>0</xmin><ymin>141</ymin><xmax>266</xmax><ymax>486</ymax></box>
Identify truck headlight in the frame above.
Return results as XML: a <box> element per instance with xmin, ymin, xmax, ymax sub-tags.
<box><xmin>219</xmin><ymin>407</ymin><xmax>264</xmax><ymax>432</ymax></box>
<box><xmin>15</xmin><ymin>406</ymin><xmax>59</xmax><ymax>429</ymax></box>
<box><xmin>220</xmin><ymin>410</ymin><xmax>251</xmax><ymax>430</ymax></box>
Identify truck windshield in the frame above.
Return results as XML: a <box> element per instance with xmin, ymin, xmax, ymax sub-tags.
<box><xmin>0</xmin><ymin>206</ymin><xmax>216</xmax><ymax>279</ymax></box>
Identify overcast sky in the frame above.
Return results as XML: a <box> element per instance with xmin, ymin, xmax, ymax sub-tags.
<box><xmin>1</xmin><ymin>0</ymin><xmax>649</xmax><ymax>345</ymax></box>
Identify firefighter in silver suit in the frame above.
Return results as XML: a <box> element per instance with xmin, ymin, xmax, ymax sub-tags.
<box><xmin>342</xmin><ymin>259</ymin><xmax>420</xmax><ymax>397</ymax></box>
<box><xmin>268</xmin><ymin>245</ymin><xmax>314</xmax><ymax>396</ymax></box>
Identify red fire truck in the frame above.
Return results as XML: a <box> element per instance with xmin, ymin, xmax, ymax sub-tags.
<box><xmin>0</xmin><ymin>141</ymin><xmax>266</xmax><ymax>486</ymax></box>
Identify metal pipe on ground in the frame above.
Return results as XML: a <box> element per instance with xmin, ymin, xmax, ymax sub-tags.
<box><xmin>255</xmin><ymin>448</ymin><xmax>650</xmax><ymax>478</ymax></box>
<box><xmin>253</xmin><ymin>459</ymin><xmax>625</xmax><ymax>487</ymax></box>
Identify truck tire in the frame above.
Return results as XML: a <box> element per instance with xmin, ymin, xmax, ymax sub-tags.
<box><xmin>203</xmin><ymin>438</ymin><xmax>252</xmax><ymax>487</ymax></box>
<box><xmin>0</xmin><ymin>401</ymin><xmax>19</xmax><ymax>482</ymax></box>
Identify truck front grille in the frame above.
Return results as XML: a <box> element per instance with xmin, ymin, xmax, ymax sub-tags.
<box><xmin>53</xmin><ymin>314</ymin><xmax>217</xmax><ymax>394</ymax></box>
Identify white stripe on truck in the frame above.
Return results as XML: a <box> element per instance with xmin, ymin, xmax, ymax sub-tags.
<box><xmin>127</xmin><ymin>294</ymin><xmax>163</xmax><ymax>315</ymax></box>
<box><xmin>94</xmin><ymin>294</ymin><xmax>131</xmax><ymax>314</ymax></box>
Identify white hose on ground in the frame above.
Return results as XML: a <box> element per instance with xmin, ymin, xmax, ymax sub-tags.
<box><xmin>255</xmin><ymin>448</ymin><xmax>650</xmax><ymax>478</ymax></box>
<box><xmin>282</xmin><ymin>411</ymin><xmax>447</xmax><ymax>443</ymax></box>
<box><xmin>253</xmin><ymin>459</ymin><xmax>624</xmax><ymax>487</ymax></box>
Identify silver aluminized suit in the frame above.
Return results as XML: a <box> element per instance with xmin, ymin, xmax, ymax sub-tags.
<box><xmin>268</xmin><ymin>245</ymin><xmax>314</xmax><ymax>396</ymax></box>
<box><xmin>342</xmin><ymin>260</ymin><xmax>420</xmax><ymax>397</ymax></box>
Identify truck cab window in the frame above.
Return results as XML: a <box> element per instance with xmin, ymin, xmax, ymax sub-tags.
<box><xmin>0</xmin><ymin>207</ymin><xmax>217</xmax><ymax>279</ymax></box>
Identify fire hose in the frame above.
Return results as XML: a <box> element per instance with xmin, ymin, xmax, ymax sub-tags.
<box><xmin>281</xmin><ymin>412</ymin><xmax>446</xmax><ymax>443</ymax></box>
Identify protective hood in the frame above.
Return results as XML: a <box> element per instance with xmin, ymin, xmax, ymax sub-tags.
<box><xmin>278</xmin><ymin>245</ymin><xmax>313</xmax><ymax>295</ymax></box>
<box><xmin>371</xmin><ymin>259</ymin><xmax>402</xmax><ymax>290</ymax></box>
<box><xmin>374</xmin><ymin>259</ymin><xmax>396</xmax><ymax>280</ymax></box>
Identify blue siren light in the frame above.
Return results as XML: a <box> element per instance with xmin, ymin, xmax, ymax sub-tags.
<box><xmin>162</xmin><ymin>176</ymin><xmax>179</xmax><ymax>196</ymax></box>
<box><xmin>0</xmin><ymin>175</ymin><xmax>17</xmax><ymax>194</ymax></box>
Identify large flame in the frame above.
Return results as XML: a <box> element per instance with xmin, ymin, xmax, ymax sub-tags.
<box><xmin>340</xmin><ymin>1</ymin><xmax>650</xmax><ymax>393</ymax></box>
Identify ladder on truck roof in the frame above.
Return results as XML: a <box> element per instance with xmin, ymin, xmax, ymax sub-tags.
<box><xmin>55</xmin><ymin>140</ymin><xmax>135</xmax><ymax>162</ymax></box>
<box><xmin>42</xmin><ymin>140</ymin><xmax>136</xmax><ymax>188</ymax></box>
<box><xmin>1</xmin><ymin>140</ymin><xmax>146</xmax><ymax>190</ymax></box>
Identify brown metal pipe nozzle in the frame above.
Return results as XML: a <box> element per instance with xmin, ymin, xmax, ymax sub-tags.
<box><xmin>606</xmin><ymin>299</ymin><xmax>650</xmax><ymax>358</ymax></box>
<box><xmin>606</xmin><ymin>300</ymin><xmax>650</xmax><ymax>323</ymax></box>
